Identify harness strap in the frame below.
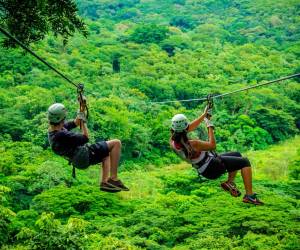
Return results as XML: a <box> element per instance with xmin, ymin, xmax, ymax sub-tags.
<box><xmin>67</xmin><ymin>159</ymin><xmax>76</xmax><ymax>178</ymax></box>
<box><xmin>72</xmin><ymin>165</ymin><xmax>76</xmax><ymax>178</ymax></box>
<box><xmin>193</xmin><ymin>151</ymin><xmax>215</xmax><ymax>174</ymax></box>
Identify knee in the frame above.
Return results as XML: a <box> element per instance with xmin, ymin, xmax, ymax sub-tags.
<box><xmin>107</xmin><ymin>139</ymin><xmax>121</xmax><ymax>151</ymax></box>
<box><xmin>110</xmin><ymin>139</ymin><xmax>122</xmax><ymax>148</ymax></box>
<box><xmin>114</xmin><ymin>139</ymin><xmax>122</xmax><ymax>147</ymax></box>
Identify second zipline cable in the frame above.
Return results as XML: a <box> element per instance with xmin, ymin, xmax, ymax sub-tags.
<box><xmin>151</xmin><ymin>73</ymin><xmax>300</xmax><ymax>104</ymax></box>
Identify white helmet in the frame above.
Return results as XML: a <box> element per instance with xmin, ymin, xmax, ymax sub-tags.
<box><xmin>171</xmin><ymin>114</ymin><xmax>189</xmax><ymax>132</ymax></box>
<box><xmin>47</xmin><ymin>103</ymin><xmax>67</xmax><ymax>123</ymax></box>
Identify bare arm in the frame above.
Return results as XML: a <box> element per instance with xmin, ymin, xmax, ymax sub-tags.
<box><xmin>190</xmin><ymin>127</ymin><xmax>216</xmax><ymax>151</ymax></box>
<box><xmin>75</xmin><ymin>104</ymin><xmax>89</xmax><ymax>138</ymax></box>
<box><xmin>206</xmin><ymin>126</ymin><xmax>216</xmax><ymax>150</ymax></box>
<box><xmin>80</xmin><ymin>121</ymin><xmax>89</xmax><ymax>139</ymax></box>
<box><xmin>74</xmin><ymin>118</ymin><xmax>81</xmax><ymax>127</ymax></box>
<box><xmin>187</xmin><ymin>106</ymin><xmax>209</xmax><ymax>132</ymax></box>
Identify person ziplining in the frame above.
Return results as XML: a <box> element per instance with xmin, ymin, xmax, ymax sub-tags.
<box><xmin>1</xmin><ymin>27</ymin><xmax>299</xmax><ymax>199</ymax></box>
<box><xmin>47</xmin><ymin>95</ymin><xmax>129</xmax><ymax>193</ymax></box>
<box><xmin>170</xmin><ymin>97</ymin><xmax>264</xmax><ymax>205</ymax></box>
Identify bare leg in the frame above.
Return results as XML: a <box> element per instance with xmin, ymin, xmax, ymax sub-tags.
<box><xmin>101</xmin><ymin>156</ymin><xmax>110</xmax><ymax>184</ymax></box>
<box><xmin>106</xmin><ymin>139</ymin><xmax>122</xmax><ymax>180</ymax></box>
<box><xmin>227</xmin><ymin>170</ymin><xmax>238</xmax><ymax>183</ymax></box>
<box><xmin>241</xmin><ymin>167</ymin><xmax>253</xmax><ymax>195</ymax></box>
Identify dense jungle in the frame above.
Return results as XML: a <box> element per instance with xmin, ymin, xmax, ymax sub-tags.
<box><xmin>0</xmin><ymin>0</ymin><xmax>299</xmax><ymax>249</ymax></box>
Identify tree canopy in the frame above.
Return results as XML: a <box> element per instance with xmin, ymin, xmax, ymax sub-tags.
<box><xmin>0</xmin><ymin>0</ymin><xmax>87</xmax><ymax>46</ymax></box>
<box><xmin>0</xmin><ymin>0</ymin><xmax>300</xmax><ymax>249</ymax></box>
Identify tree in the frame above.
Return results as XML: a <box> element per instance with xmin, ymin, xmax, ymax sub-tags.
<box><xmin>250</xmin><ymin>107</ymin><xmax>297</xmax><ymax>142</ymax></box>
<box><xmin>170</xmin><ymin>16</ymin><xmax>196</xmax><ymax>30</ymax></box>
<box><xmin>0</xmin><ymin>185</ymin><xmax>15</xmax><ymax>246</ymax></box>
<box><xmin>17</xmin><ymin>212</ymin><xmax>89</xmax><ymax>250</ymax></box>
<box><xmin>129</xmin><ymin>24</ymin><xmax>169</xmax><ymax>44</ymax></box>
<box><xmin>0</xmin><ymin>0</ymin><xmax>87</xmax><ymax>47</ymax></box>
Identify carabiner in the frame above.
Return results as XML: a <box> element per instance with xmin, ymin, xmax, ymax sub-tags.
<box><xmin>76</xmin><ymin>83</ymin><xmax>89</xmax><ymax>120</ymax></box>
<box><xmin>207</xmin><ymin>94</ymin><xmax>214</xmax><ymax>109</ymax></box>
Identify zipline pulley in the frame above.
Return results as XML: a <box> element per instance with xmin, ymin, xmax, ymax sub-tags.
<box><xmin>207</xmin><ymin>94</ymin><xmax>214</xmax><ymax>109</ymax></box>
<box><xmin>77</xmin><ymin>83</ymin><xmax>89</xmax><ymax>120</ymax></box>
<box><xmin>206</xmin><ymin>94</ymin><xmax>214</xmax><ymax>119</ymax></box>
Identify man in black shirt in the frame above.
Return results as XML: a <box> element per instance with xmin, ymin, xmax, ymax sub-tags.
<box><xmin>47</xmin><ymin>103</ymin><xmax>129</xmax><ymax>192</ymax></box>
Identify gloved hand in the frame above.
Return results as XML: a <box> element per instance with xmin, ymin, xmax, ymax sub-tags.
<box><xmin>206</xmin><ymin>108</ymin><xmax>213</xmax><ymax>117</ymax></box>
<box><xmin>204</xmin><ymin>117</ymin><xmax>214</xmax><ymax>128</ymax></box>
<box><xmin>203</xmin><ymin>105</ymin><xmax>212</xmax><ymax>118</ymax></box>
<box><xmin>203</xmin><ymin>105</ymin><xmax>209</xmax><ymax>116</ymax></box>
<box><xmin>77</xmin><ymin>111</ymin><xmax>87</xmax><ymax>123</ymax></box>
<box><xmin>78</xmin><ymin>95</ymin><xmax>87</xmax><ymax>110</ymax></box>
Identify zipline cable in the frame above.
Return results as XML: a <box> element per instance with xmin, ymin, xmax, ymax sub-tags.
<box><xmin>151</xmin><ymin>73</ymin><xmax>300</xmax><ymax>104</ymax></box>
<box><xmin>0</xmin><ymin>26</ymin><xmax>79</xmax><ymax>89</ymax></box>
<box><xmin>212</xmin><ymin>73</ymin><xmax>300</xmax><ymax>99</ymax></box>
<box><xmin>0</xmin><ymin>26</ymin><xmax>90</xmax><ymax>123</ymax></box>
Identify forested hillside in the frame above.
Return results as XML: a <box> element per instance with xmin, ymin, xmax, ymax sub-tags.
<box><xmin>0</xmin><ymin>0</ymin><xmax>299</xmax><ymax>249</ymax></box>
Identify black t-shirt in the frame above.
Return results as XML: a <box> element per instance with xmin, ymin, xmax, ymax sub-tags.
<box><xmin>48</xmin><ymin>121</ymin><xmax>89</xmax><ymax>158</ymax></box>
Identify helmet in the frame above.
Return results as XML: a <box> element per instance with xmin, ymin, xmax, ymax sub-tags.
<box><xmin>171</xmin><ymin>114</ymin><xmax>189</xmax><ymax>132</ymax></box>
<box><xmin>47</xmin><ymin>103</ymin><xmax>67</xmax><ymax>123</ymax></box>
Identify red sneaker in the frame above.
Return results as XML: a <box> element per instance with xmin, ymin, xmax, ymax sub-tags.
<box><xmin>221</xmin><ymin>181</ymin><xmax>241</xmax><ymax>197</ymax></box>
<box><xmin>243</xmin><ymin>193</ymin><xmax>264</xmax><ymax>205</ymax></box>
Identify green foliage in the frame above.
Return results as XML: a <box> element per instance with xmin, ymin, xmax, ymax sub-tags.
<box><xmin>0</xmin><ymin>185</ymin><xmax>15</xmax><ymax>246</ymax></box>
<box><xmin>289</xmin><ymin>148</ymin><xmax>300</xmax><ymax>181</ymax></box>
<box><xmin>250</xmin><ymin>107</ymin><xmax>297</xmax><ymax>142</ymax></box>
<box><xmin>170</xmin><ymin>15</ymin><xmax>196</xmax><ymax>30</ymax></box>
<box><xmin>96</xmin><ymin>236</ymin><xmax>142</xmax><ymax>250</ymax></box>
<box><xmin>0</xmin><ymin>0</ymin><xmax>300</xmax><ymax>249</ymax></box>
<box><xmin>1</xmin><ymin>137</ymin><xmax>300</xmax><ymax>249</ymax></box>
<box><xmin>0</xmin><ymin>0</ymin><xmax>87</xmax><ymax>46</ymax></box>
<box><xmin>129</xmin><ymin>24</ymin><xmax>169</xmax><ymax>44</ymax></box>
<box><xmin>1</xmin><ymin>0</ymin><xmax>299</xmax><ymax>159</ymax></box>
<box><xmin>17</xmin><ymin>212</ymin><xmax>88</xmax><ymax>250</ymax></box>
<box><xmin>31</xmin><ymin>185</ymin><xmax>128</xmax><ymax>219</ymax></box>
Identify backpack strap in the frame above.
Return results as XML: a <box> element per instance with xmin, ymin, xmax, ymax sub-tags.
<box><xmin>68</xmin><ymin>159</ymin><xmax>76</xmax><ymax>178</ymax></box>
<box><xmin>72</xmin><ymin>165</ymin><xmax>76</xmax><ymax>178</ymax></box>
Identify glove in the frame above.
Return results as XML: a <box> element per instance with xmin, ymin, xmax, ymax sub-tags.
<box><xmin>203</xmin><ymin>105</ymin><xmax>209</xmax><ymax>114</ymax></box>
<box><xmin>203</xmin><ymin>105</ymin><xmax>212</xmax><ymax>117</ymax></box>
<box><xmin>204</xmin><ymin>117</ymin><xmax>214</xmax><ymax>128</ymax></box>
<box><xmin>206</xmin><ymin>108</ymin><xmax>213</xmax><ymax>117</ymax></box>
<box><xmin>77</xmin><ymin>111</ymin><xmax>87</xmax><ymax>123</ymax></box>
<box><xmin>78</xmin><ymin>95</ymin><xmax>87</xmax><ymax>110</ymax></box>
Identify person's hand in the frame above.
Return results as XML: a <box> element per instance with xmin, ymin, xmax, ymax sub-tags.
<box><xmin>77</xmin><ymin>111</ymin><xmax>87</xmax><ymax>123</ymax></box>
<box><xmin>78</xmin><ymin>95</ymin><xmax>87</xmax><ymax>111</ymax></box>
<box><xmin>203</xmin><ymin>105</ymin><xmax>209</xmax><ymax>116</ymax></box>
<box><xmin>203</xmin><ymin>105</ymin><xmax>213</xmax><ymax>117</ymax></box>
<box><xmin>204</xmin><ymin>117</ymin><xmax>214</xmax><ymax>128</ymax></box>
<box><xmin>206</xmin><ymin>107</ymin><xmax>213</xmax><ymax>118</ymax></box>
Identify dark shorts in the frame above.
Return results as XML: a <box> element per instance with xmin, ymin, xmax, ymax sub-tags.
<box><xmin>201</xmin><ymin>152</ymin><xmax>251</xmax><ymax>180</ymax></box>
<box><xmin>88</xmin><ymin>141</ymin><xmax>110</xmax><ymax>166</ymax></box>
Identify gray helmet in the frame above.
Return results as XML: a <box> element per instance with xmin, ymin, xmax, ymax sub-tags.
<box><xmin>47</xmin><ymin>103</ymin><xmax>67</xmax><ymax>123</ymax></box>
<box><xmin>171</xmin><ymin>114</ymin><xmax>189</xmax><ymax>132</ymax></box>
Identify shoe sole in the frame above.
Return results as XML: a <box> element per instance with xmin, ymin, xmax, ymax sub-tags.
<box><xmin>100</xmin><ymin>187</ymin><xmax>121</xmax><ymax>193</ymax></box>
<box><xmin>243</xmin><ymin>199</ymin><xmax>264</xmax><ymax>205</ymax></box>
